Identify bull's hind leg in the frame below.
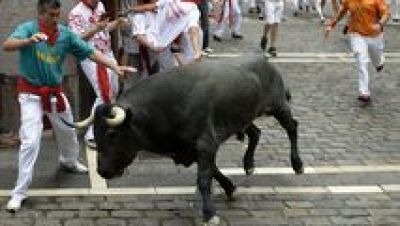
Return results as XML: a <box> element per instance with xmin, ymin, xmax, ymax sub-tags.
<box><xmin>196</xmin><ymin>135</ymin><xmax>219</xmax><ymax>223</ymax></box>
<box><xmin>213</xmin><ymin>167</ymin><xmax>236</xmax><ymax>201</ymax></box>
<box><xmin>273</xmin><ymin>106</ymin><xmax>304</xmax><ymax>174</ymax></box>
<box><xmin>242</xmin><ymin>123</ymin><xmax>261</xmax><ymax>175</ymax></box>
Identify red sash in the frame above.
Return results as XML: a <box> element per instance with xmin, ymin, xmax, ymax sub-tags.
<box><xmin>218</xmin><ymin>0</ymin><xmax>233</xmax><ymax>27</ymax></box>
<box><xmin>96</xmin><ymin>64</ymin><xmax>111</xmax><ymax>103</ymax></box>
<box><xmin>17</xmin><ymin>78</ymin><xmax>66</xmax><ymax>113</ymax></box>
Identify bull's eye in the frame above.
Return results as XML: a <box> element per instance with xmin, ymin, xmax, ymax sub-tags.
<box><xmin>106</xmin><ymin>130</ymin><xmax>117</xmax><ymax>140</ymax></box>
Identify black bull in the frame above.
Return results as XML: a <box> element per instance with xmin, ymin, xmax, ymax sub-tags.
<box><xmin>67</xmin><ymin>56</ymin><xmax>304</xmax><ymax>224</ymax></box>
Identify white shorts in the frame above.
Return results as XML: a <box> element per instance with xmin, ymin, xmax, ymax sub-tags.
<box><xmin>264</xmin><ymin>1</ymin><xmax>284</xmax><ymax>24</ymax></box>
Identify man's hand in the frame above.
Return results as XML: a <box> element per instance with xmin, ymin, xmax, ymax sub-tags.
<box><xmin>30</xmin><ymin>33</ymin><xmax>48</xmax><ymax>43</ymax></box>
<box><xmin>371</xmin><ymin>23</ymin><xmax>383</xmax><ymax>32</ymax></box>
<box><xmin>117</xmin><ymin>17</ymin><xmax>130</xmax><ymax>27</ymax></box>
<box><xmin>112</xmin><ymin>65</ymin><xmax>137</xmax><ymax>79</ymax></box>
<box><xmin>95</xmin><ymin>18</ymin><xmax>109</xmax><ymax>32</ymax></box>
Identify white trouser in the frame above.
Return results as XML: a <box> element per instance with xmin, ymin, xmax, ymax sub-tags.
<box><xmin>80</xmin><ymin>58</ymin><xmax>119</xmax><ymax>141</ymax></box>
<box><xmin>349</xmin><ymin>33</ymin><xmax>384</xmax><ymax>95</ymax></box>
<box><xmin>12</xmin><ymin>93</ymin><xmax>80</xmax><ymax>200</ymax></box>
<box><xmin>249</xmin><ymin>0</ymin><xmax>257</xmax><ymax>8</ymax></box>
<box><xmin>312</xmin><ymin>0</ymin><xmax>324</xmax><ymax>19</ymax></box>
<box><xmin>214</xmin><ymin>0</ymin><xmax>242</xmax><ymax>36</ymax></box>
<box><xmin>150</xmin><ymin>47</ymin><xmax>178</xmax><ymax>72</ymax></box>
<box><xmin>293</xmin><ymin>0</ymin><xmax>308</xmax><ymax>10</ymax></box>
<box><xmin>393</xmin><ymin>0</ymin><xmax>399</xmax><ymax>19</ymax></box>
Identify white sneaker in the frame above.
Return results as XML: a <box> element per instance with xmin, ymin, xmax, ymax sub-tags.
<box><xmin>6</xmin><ymin>196</ymin><xmax>26</xmax><ymax>213</ymax></box>
<box><xmin>203</xmin><ymin>47</ymin><xmax>214</xmax><ymax>53</ymax></box>
<box><xmin>60</xmin><ymin>161</ymin><xmax>88</xmax><ymax>174</ymax></box>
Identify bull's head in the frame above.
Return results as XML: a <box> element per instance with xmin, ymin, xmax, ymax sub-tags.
<box><xmin>64</xmin><ymin>104</ymin><xmax>139</xmax><ymax>179</ymax></box>
<box><xmin>93</xmin><ymin>104</ymin><xmax>138</xmax><ymax>179</ymax></box>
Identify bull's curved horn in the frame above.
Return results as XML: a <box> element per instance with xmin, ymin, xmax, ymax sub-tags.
<box><xmin>60</xmin><ymin>111</ymin><xmax>94</xmax><ymax>129</ymax></box>
<box><xmin>105</xmin><ymin>106</ymin><xmax>126</xmax><ymax>127</ymax></box>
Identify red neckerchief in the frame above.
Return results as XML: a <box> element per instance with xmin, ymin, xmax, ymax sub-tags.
<box><xmin>38</xmin><ymin>18</ymin><xmax>59</xmax><ymax>45</ymax></box>
<box><xmin>17</xmin><ymin>78</ymin><xmax>66</xmax><ymax>113</ymax></box>
<box><xmin>81</xmin><ymin>0</ymin><xmax>97</xmax><ymax>11</ymax></box>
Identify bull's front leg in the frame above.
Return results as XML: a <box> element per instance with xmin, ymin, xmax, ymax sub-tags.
<box><xmin>274</xmin><ymin>106</ymin><xmax>304</xmax><ymax>174</ymax></box>
<box><xmin>197</xmin><ymin>139</ymin><xmax>220</xmax><ymax>225</ymax></box>
<box><xmin>242</xmin><ymin>123</ymin><xmax>261</xmax><ymax>175</ymax></box>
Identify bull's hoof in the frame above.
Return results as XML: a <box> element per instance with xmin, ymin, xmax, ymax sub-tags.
<box><xmin>292</xmin><ymin>161</ymin><xmax>304</xmax><ymax>175</ymax></box>
<box><xmin>203</xmin><ymin>215</ymin><xmax>221</xmax><ymax>226</ymax></box>
<box><xmin>245</xmin><ymin>167</ymin><xmax>255</xmax><ymax>176</ymax></box>
<box><xmin>226</xmin><ymin>186</ymin><xmax>237</xmax><ymax>201</ymax></box>
<box><xmin>243</xmin><ymin>158</ymin><xmax>255</xmax><ymax>176</ymax></box>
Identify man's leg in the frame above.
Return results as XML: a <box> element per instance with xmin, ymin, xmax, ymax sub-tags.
<box><xmin>188</xmin><ymin>26</ymin><xmax>202</xmax><ymax>61</ymax></box>
<box><xmin>47</xmin><ymin>94</ymin><xmax>86</xmax><ymax>174</ymax></box>
<box><xmin>213</xmin><ymin>0</ymin><xmax>228</xmax><ymax>40</ymax></box>
<box><xmin>7</xmin><ymin>94</ymin><xmax>44</xmax><ymax>212</ymax></box>
<box><xmin>232</xmin><ymin>0</ymin><xmax>243</xmax><ymax>38</ymax></box>
<box><xmin>80</xmin><ymin>58</ymin><xmax>119</xmax><ymax>146</ymax></box>
<box><xmin>198</xmin><ymin>2</ymin><xmax>211</xmax><ymax>50</ymax></box>
<box><xmin>350</xmin><ymin>34</ymin><xmax>371</xmax><ymax>100</ymax></box>
<box><xmin>368</xmin><ymin>34</ymin><xmax>384</xmax><ymax>72</ymax></box>
<box><xmin>392</xmin><ymin>0</ymin><xmax>399</xmax><ymax>22</ymax></box>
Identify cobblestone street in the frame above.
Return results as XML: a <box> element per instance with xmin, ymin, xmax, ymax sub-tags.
<box><xmin>0</xmin><ymin>1</ymin><xmax>399</xmax><ymax>225</ymax></box>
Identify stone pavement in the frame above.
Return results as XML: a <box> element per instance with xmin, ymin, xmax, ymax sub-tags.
<box><xmin>1</xmin><ymin>3</ymin><xmax>400</xmax><ymax>225</ymax></box>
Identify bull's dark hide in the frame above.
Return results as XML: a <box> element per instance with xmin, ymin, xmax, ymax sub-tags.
<box><xmin>74</xmin><ymin>56</ymin><xmax>303</xmax><ymax>224</ymax></box>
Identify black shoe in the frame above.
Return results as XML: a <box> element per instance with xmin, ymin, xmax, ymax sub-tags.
<box><xmin>357</xmin><ymin>95</ymin><xmax>371</xmax><ymax>104</ymax></box>
<box><xmin>213</xmin><ymin>35</ymin><xmax>222</xmax><ymax>42</ymax></box>
<box><xmin>232</xmin><ymin>33</ymin><xmax>243</xmax><ymax>40</ymax></box>
<box><xmin>393</xmin><ymin>18</ymin><xmax>399</xmax><ymax>23</ymax></box>
<box><xmin>170</xmin><ymin>44</ymin><xmax>182</xmax><ymax>53</ymax></box>
<box><xmin>85</xmin><ymin>138</ymin><xmax>97</xmax><ymax>149</ymax></box>
<box><xmin>342</xmin><ymin>25</ymin><xmax>349</xmax><ymax>35</ymax></box>
<box><xmin>293</xmin><ymin>12</ymin><xmax>299</xmax><ymax>17</ymax></box>
<box><xmin>260</xmin><ymin>35</ymin><xmax>267</xmax><ymax>51</ymax></box>
<box><xmin>376</xmin><ymin>64</ymin><xmax>384</xmax><ymax>72</ymax></box>
<box><xmin>256</xmin><ymin>6</ymin><xmax>261</xmax><ymax>13</ymax></box>
<box><xmin>268</xmin><ymin>47</ymin><xmax>277</xmax><ymax>57</ymax></box>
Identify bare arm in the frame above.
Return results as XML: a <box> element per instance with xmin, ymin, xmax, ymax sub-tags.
<box><xmin>3</xmin><ymin>33</ymin><xmax>47</xmax><ymax>51</ymax></box>
<box><xmin>325</xmin><ymin>3</ymin><xmax>348</xmax><ymax>38</ymax></box>
<box><xmin>80</xmin><ymin>19</ymin><xmax>109</xmax><ymax>41</ymax></box>
<box><xmin>377</xmin><ymin>0</ymin><xmax>391</xmax><ymax>26</ymax></box>
<box><xmin>129</xmin><ymin>3</ymin><xmax>157</xmax><ymax>13</ymax></box>
<box><xmin>330</xmin><ymin>4</ymin><xmax>348</xmax><ymax>28</ymax></box>
<box><xmin>89</xmin><ymin>50</ymin><xmax>136</xmax><ymax>78</ymax></box>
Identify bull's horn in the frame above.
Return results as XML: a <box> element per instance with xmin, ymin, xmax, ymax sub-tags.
<box><xmin>105</xmin><ymin>106</ymin><xmax>126</xmax><ymax>127</ymax></box>
<box><xmin>60</xmin><ymin>111</ymin><xmax>94</xmax><ymax>129</ymax></box>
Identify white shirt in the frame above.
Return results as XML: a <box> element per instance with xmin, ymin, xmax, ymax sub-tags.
<box><xmin>68</xmin><ymin>2</ymin><xmax>113</xmax><ymax>56</ymax></box>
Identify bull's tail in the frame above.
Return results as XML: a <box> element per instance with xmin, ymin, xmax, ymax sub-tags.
<box><xmin>285</xmin><ymin>88</ymin><xmax>291</xmax><ymax>102</ymax></box>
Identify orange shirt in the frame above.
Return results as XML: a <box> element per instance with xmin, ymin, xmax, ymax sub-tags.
<box><xmin>342</xmin><ymin>0</ymin><xmax>390</xmax><ymax>37</ymax></box>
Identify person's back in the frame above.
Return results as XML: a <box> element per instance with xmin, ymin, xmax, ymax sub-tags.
<box><xmin>344</xmin><ymin>0</ymin><xmax>389</xmax><ymax>37</ymax></box>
